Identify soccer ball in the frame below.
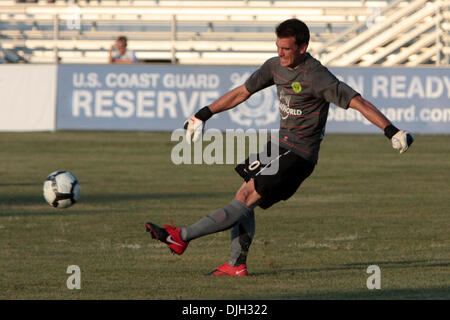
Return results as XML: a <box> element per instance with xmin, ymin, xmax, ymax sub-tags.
<box><xmin>43</xmin><ymin>170</ymin><xmax>81</xmax><ymax>208</ymax></box>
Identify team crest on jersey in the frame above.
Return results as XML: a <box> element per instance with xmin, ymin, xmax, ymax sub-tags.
<box><xmin>228</xmin><ymin>73</ymin><xmax>278</xmax><ymax>126</ymax></box>
<box><xmin>291</xmin><ymin>82</ymin><xmax>302</xmax><ymax>93</ymax></box>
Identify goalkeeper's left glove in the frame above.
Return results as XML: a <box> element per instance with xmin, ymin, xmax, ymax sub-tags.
<box><xmin>384</xmin><ymin>124</ymin><xmax>415</xmax><ymax>154</ymax></box>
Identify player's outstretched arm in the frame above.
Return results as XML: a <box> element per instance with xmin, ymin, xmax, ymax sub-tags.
<box><xmin>184</xmin><ymin>84</ymin><xmax>252</xmax><ymax>143</ymax></box>
<box><xmin>207</xmin><ymin>84</ymin><xmax>252</xmax><ymax>114</ymax></box>
<box><xmin>349</xmin><ymin>95</ymin><xmax>414</xmax><ymax>153</ymax></box>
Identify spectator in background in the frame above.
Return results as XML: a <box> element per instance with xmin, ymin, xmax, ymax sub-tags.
<box><xmin>109</xmin><ymin>36</ymin><xmax>138</xmax><ymax>64</ymax></box>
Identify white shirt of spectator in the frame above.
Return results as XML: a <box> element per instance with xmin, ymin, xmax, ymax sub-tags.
<box><xmin>111</xmin><ymin>49</ymin><xmax>138</xmax><ymax>63</ymax></box>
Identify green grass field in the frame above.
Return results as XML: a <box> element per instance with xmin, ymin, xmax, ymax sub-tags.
<box><xmin>0</xmin><ymin>131</ymin><xmax>449</xmax><ymax>300</ymax></box>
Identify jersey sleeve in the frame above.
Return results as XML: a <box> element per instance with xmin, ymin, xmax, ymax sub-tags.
<box><xmin>129</xmin><ymin>50</ymin><xmax>138</xmax><ymax>63</ymax></box>
<box><xmin>311</xmin><ymin>65</ymin><xmax>360</xmax><ymax>109</ymax></box>
<box><xmin>245</xmin><ymin>58</ymin><xmax>275</xmax><ymax>94</ymax></box>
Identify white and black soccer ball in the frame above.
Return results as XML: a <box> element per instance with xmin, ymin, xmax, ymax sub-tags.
<box><xmin>43</xmin><ymin>171</ymin><xmax>81</xmax><ymax>208</ymax></box>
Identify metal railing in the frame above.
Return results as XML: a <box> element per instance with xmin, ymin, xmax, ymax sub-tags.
<box><xmin>1</xmin><ymin>0</ymin><xmax>447</xmax><ymax>66</ymax></box>
<box><xmin>314</xmin><ymin>0</ymin><xmax>449</xmax><ymax>66</ymax></box>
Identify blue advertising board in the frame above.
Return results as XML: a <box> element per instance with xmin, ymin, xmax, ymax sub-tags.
<box><xmin>328</xmin><ymin>67</ymin><xmax>450</xmax><ymax>134</ymax></box>
<box><xmin>56</xmin><ymin>64</ymin><xmax>450</xmax><ymax>134</ymax></box>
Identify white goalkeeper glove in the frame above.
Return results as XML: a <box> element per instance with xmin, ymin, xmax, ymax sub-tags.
<box><xmin>183</xmin><ymin>106</ymin><xmax>213</xmax><ymax>144</ymax></box>
<box><xmin>391</xmin><ymin>130</ymin><xmax>415</xmax><ymax>154</ymax></box>
<box><xmin>183</xmin><ymin>116</ymin><xmax>204</xmax><ymax>144</ymax></box>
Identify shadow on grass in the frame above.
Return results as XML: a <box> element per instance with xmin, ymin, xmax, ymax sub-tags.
<box><xmin>0</xmin><ymin>191</ymin><xmax>232</xmax><ymax>217</ymax></box>
<box><xmin>252</xmin><ymin>259</ymin><xmax>450</xmax><ymax>276</ymax></box>
<box><xmin>344</xmin><ymin>259</ymin><xmax>450</xmax><ymax>269</ymax></box>
<box><xmin>0</xmin><ymin>182</ymin><xmax>42</xmax><ymax>187</ymax></box>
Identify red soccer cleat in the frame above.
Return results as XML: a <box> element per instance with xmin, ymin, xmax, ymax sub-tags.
<box><xmin>208</xmin><ymin>262</ymin><xmax>248</xmax><ymax>277</ymax></box>
<box><xmin>145</xmin><ymin>222</ymin><xmax>189</xmax><ymax>255</ymax></box>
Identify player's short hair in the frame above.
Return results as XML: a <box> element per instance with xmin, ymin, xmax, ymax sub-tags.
<box><xmin>276</xmin><ymin>19</ymin><xmax>310</xmax><ymax>46</ymax></box>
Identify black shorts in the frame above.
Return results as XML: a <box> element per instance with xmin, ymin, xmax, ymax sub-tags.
<box><xmin>235</xmin><ymin>143</ymin><xmax>315</xmax><ymax>209</ymax></box>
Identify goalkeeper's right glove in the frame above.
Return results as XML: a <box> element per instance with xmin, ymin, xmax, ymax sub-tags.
<box><xmin>384</xmin><ymin>124</ymin><xmax>414</xmax><ymax>154</ymax></box>
<box><xmin>183</xmin><ymin>106</ymin><xmax>213</xmax><ymax>144</ymax></box>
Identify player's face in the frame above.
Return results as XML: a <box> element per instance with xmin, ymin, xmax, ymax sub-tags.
<box><xmin>276</xmin><ymin>36</ymin><xmax>307</xmax><ymax>68</ymax></box>
<box><xmin>116</xmin><ymin>40</ymin><xmax>127</xmax><ymax>54</ymax></box>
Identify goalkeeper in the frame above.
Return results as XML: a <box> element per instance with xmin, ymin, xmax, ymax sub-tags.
<box><xmin>145</xmin><ymin>18</ymin><xmax>414</xmax><ymax>276</ymax></box>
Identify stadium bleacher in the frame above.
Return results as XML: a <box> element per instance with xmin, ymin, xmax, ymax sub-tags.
<box><xmin>0</xmin><ymin>0</ymin><xmax>448</xmax><ymax>66</ymax></box>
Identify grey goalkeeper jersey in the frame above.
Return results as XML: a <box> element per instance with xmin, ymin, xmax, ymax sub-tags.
<box><xmin>245</xmin><ymin>53</ymin><xmax>360</xmax><ymax>164</ymax></box>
